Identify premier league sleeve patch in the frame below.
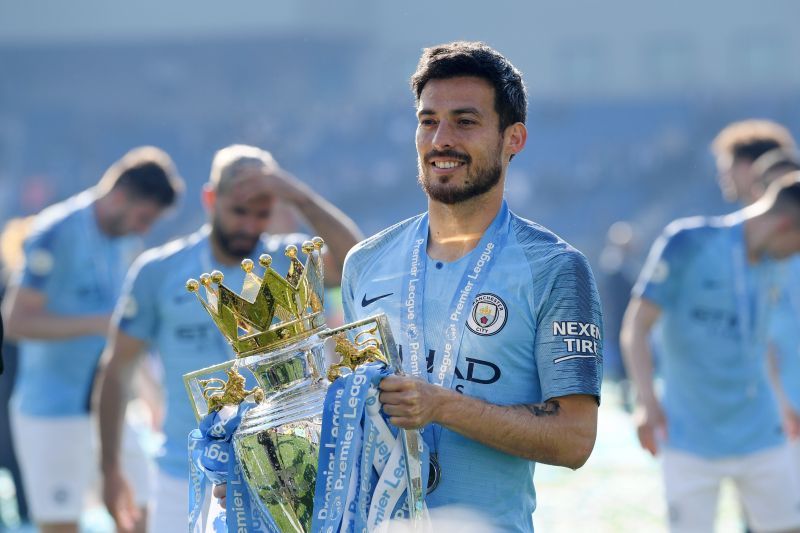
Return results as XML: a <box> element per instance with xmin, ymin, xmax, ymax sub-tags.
<box><xmin>467</xmin><ymin>293</ymin><xmax>508</xmax><ymax>336</ymax></box>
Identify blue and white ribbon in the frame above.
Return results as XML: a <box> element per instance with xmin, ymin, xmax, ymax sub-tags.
<box><xmin>188</xmin><ymin>403</ymin><xmax>277</xmax><ymax>533</ymax></box>
<box><xmin>312</xmin><ymin>363</ymin><xmax>428</xmax><ymax>532</ymax></box>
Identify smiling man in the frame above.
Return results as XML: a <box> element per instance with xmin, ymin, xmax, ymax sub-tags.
<box><xmin>341</xmin><ymin>42</ymin><xmax>603</xmax><ymax>531</ymax></box>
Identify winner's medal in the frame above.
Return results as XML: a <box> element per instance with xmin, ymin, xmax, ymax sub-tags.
<box><xmin>427</xmin><ymin>453</ymin><xmax>441</xmax><ymax>493</ymax></box>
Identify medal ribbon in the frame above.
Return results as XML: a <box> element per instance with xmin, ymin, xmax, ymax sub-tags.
<box><xmin>399</xmin><ymin>201</ymin><xmax>511</xmax><ymax>388</ymax></box>
<box><xmin>398</xmin><ymin>202</ymin><xmax>510</xmax><ymax>466</ymax></box>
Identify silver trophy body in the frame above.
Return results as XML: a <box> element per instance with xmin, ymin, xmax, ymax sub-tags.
<box><xmin>233</xmin><ymin>333</ymin><xmax>328</xmax><ymax>532</ymax></box>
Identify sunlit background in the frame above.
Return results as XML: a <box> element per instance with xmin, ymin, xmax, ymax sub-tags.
<box><xmin>1</xmin><ymin>1</ymin><xmax>798</xmax><ymax>531</ymax></box>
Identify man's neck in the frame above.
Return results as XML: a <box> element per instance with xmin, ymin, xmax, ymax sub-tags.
<box><xmin>742</xmin><ymin>210</ymin><xmax>774</xmax><ymax>264</ymax></box>
<box><xmin>426</xmin><ymin>191</ymin><xmax>503</xmax><ymax>262</ymax></box>
<box><xmin>93</xmin><ymin>191</ymin><xmax>115</xmax><ymax>237</ymax></box>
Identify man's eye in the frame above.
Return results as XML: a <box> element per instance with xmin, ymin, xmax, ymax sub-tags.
<box><xmin>419</xmin><ymin>119</ymin><xmax>436</xmax><ymax>126</ymax></box>
<box><xmin>458</xmin><ymin>119</ymin><xmax>476</xmax><ymax>126</ymax></box>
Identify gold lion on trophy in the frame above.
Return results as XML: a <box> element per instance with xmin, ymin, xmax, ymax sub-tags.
<box><xmin>200</xmin><ymin>367</ymin><xmax>265</xmax><ymax>412</ymax></box>
<box><xmin>326</xmin><ymin>333</ymin><xmax>388</xmax><ymax>381</ymax></box>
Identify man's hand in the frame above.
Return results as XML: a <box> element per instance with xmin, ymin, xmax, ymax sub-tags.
<box><xmin>379</xmin><ymin>375</ymin><xmax>448</xmax><ymax>429</ymax></box>
<box><xmin>262</xmin><ymin>167</ymin><xmax>313</xmax><ymax>205</ymax></box>
<box><xmin>634</xmin><ymin>401</ymin><xmax>667</xmax><ymax>456</ymax></box>
<box><xmin>213</xmin><ymin>483</ymin><xmax>227</xmax><ymax>507</ymax></box>
<box><xmin>781</xmin><ymin>404</ymin><xmax>800</xmax><ymax>440</ymax></box>
<box><xmin>103</xmin><ymin>467</ymin><xmax>140</xmax><ymax>533</ymax></box>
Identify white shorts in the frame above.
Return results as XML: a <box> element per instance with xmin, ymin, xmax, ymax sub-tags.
<box><xmin>150</xmin><ymin>469</ymin><xmax>222</xmax><ymax>533</ymax></box>
<box><xmin>662</xmin><ymin>445</ymin><xmax>800</xmax><ymax>533</ymax></box>
<box><xmin>10</xmin><ymin>408</ymin><xmax>153</xmax><ymax>523</ymax></box>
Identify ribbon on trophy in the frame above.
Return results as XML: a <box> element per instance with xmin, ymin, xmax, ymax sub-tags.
<box><xmin>312</xmin><ymin>362</ymin><xmax>430</xmax><ymax>532</ymax></box>
<box><xmin>188</xmin><ymin>402</ymin><xmax>278</xmax><ymax>533</ymax></box>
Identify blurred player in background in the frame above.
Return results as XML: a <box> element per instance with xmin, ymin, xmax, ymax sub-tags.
<box><xmin>751</xmin><ymin>149</ymin><xmax>800</xmax><ymax>456</ymax></box>
<box><xmin>622</xmin><ymin>158</ymin><xmax>800</xmax><ymax>532</ymax></box>
<box><xmin>1</xmin><ymin>147</ymin><xmax>184</xmax><ymax>533</ymax></box>
<box><xmin>0</xmin><ymin>216</ymin><xmax>33</xmax><ymax>527</ymax></box>
<box><xmin>95</xmin><ymin>144</ymin><xmax>362</xmax><ymax>532</ymax></box>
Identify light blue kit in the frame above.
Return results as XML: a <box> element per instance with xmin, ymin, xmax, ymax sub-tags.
<box><xmin>116</xmin><ymin>226</ymin><xmax>306</xmax><ymax>478</ymax></box>
<box><xmin>13</xmin><ymin>191</ymin><xmax>138</xmax><ymax>417</ymax></box>
<box><xmin>634</xmin><ymin>216</ymin><xmax>786</xmax><ymax>458</ymax></box>
<box><xmin>769</xmin><ymin>256</ymin><xmax>800</xmax><ymax>411</ymax></box>
<box><xmin>341</xmin><ymin>201</ymin><xmax>603</xmax><ymax>532</ymax></box>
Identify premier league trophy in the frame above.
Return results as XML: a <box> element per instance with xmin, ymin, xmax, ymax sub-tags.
<box><xmin>182</xmin><ymin>238</ymin><xmax>425</xmax><ymax>532</ymax></box>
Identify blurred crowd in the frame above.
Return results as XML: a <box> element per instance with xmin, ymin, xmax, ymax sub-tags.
<box><xmin>1</xmin><ymin>37</ymin><xmax>800</xmax><ymax>533</ymax></box>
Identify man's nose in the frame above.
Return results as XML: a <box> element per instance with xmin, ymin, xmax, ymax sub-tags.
<box><xmin>241</xmin><ymin>215</ymin><xmax>264</xmax><ymax>235</ymax></box>
<box><xmin>432</xmin><ymin>121</ymin><xmax>456</xmax><ymax>150</ymax></box>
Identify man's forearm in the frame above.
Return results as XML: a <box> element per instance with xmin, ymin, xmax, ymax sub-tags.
<box><xmin>434</xmin><ymin>389</ymin><xmax>597</xmax><ymax>469</ymax></box>
<box><xmin>6</xmin><ymin>312</ymin><xmax>108</xmax><ymax>340</ymax></box>
<box><xmin>96</xmin><ymin>352</ymin><xmax>136</xmax><ymax>473</ymax></box>
<box><xmin>292</xmin><ymin>190</ymin><xmax>362</xmax><ymax>284</ymax></box>
<box><xmin>620</xmin><ymin>299</ymin><xmax>661</xmax><ymax>408</ymax></box>
<box><xmin>620</xmin><ymin>324</ymin><xmax>658</xmax><ymax>407</ymax></box>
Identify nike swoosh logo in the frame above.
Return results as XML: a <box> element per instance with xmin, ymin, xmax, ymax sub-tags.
<box><xmin>361</xmin><ymin>292</ymin><xmax>394</xmax><ymax>307</ymax></box>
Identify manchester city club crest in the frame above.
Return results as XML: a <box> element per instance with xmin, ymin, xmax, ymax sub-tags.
<box><xmin>467</xmin><ymin>293</ymin><xmax>508</xmax><ymax>336</ymax></box>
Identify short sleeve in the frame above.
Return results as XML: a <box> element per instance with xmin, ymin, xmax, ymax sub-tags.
<box><xmin>340</xmin><ymin>252</ymin><xmax>357</xmax><ymax>324</ymax></box>
<box><xmin>114</xmin><ymin>256</ymin><xmax>158</xmax><ymax>342</ymax></box>
<box><xmin>633</xmin><ymin>224</ymin><xmax>693</xmax><ymax>308</ymax></box>
<box><xmin>535</xmin><ymin>251</ymin><xmax>603</xmax><ymax>402</ymax></box>
<box><xmin>17</xmin><ymin>225</ymin><xmax>60</xmax><ymax>292</ymax></box>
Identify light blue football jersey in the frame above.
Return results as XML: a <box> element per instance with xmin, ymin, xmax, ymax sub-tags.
<box><xmin>769</xmin><ymin>256</ymin><xmax>800</xmax><ymax>411</ymax></box>
<box><xmin>116</xmin><ymin>226</ymin><xmax>307</xmax><ymax>478</ymax></box>
<box><xmin>341</xmin><ymin>204</ymin><xmax>603</xmax><ymax>532</ymax></box>
<box><xmin>12</xmin><ymin>191</ymin><xmax>138</xmax><ymax>417</ymax></box>
<box><xmin>634</xmin><ymin>216</ymin><xmax>785</xmax><ymax>458</ymax></box>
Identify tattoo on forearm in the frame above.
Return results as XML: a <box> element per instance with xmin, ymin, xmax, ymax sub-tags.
<box><xmin>524</xmin><ymin>400</ymin><xmax>561</xmax><ymax>417</ymax></box>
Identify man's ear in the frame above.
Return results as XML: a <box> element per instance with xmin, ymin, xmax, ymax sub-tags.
<box><xmin>201</xmin><ymin>184</ymin><xmax>216</xmax><ymax>214</ymax></box>
<box><xmin>505</xmin><ymin>122</ymin><xmax>527</xmax><ymax>160</ymax></box>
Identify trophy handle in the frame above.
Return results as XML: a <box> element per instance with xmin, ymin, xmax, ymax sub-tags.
<box><xmin>183</xmin><ymin>359</ymin><xmax>238</xmax><ymax>421</ymax></box>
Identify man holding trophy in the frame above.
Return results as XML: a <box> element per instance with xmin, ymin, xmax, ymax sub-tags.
<box><xmin>341</xmin><ymin>41</ymin><xmax>603</xmax><ymax>530</ymax></box>
<box><xmin>171</xmin><ymin>43</ymin><xmax>602</xmax><ymax>532</ymax></box>
<box><xmin>95</xmin><ymin>144</ymin><xmax>362</xmax><ymax>532</ymax></box>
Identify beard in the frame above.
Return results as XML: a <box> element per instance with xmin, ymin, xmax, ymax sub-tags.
<box><xmin>211</xmin><ymin>218</ymin><xmax>261</xmax><ymax>259</ymax></box>
<box><xmin>417</xmin><ymin>144</ymin><xmax>503</xmax><ymax>205</ymax></box>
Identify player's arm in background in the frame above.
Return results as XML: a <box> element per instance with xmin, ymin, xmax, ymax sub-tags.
<box><xmin>380</xmin><ymin>250</ymin><xmax>602</xmax><ymax>470</ymax></box>
<box><xmin>3</xmin><ymin>224</ymin><xmax>109</xmax><ymax>340</ymax></box>
<box><xmin>620</xmin><ymin>221</ymin><xmax>693</xmax><ymax>456</ymax></box>
<box><xmin>766</xmin><ymin>287</ymin><xmax>800</xmax><ymax>440</ymax></box>
<box><xmin>620</xmin><ymin>297</ymin><xmax>664</xmax><ymax>455</ymax></box>
<box><xmin>262</xmin><ymin>166</ymin><xmax>362</xmax><ymax>285</ymax></box>
<box><xmin>94</xmin><ymin>257</ymin><xmax>155</xmax><ymax>533</ymax></box>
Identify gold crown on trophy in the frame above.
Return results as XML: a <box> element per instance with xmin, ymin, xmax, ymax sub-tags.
<box><xmin>185</xmin><ymin>237</ymin><xmax>326</xmax><ymax>357</ymax></box>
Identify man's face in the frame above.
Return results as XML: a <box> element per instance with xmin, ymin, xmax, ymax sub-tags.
<box><xmin>106</xmin><ymin>198</ymin><xmax>164</xmax><ymax>236</ymax></box>
<box><xmin>767</xmin><ymin>224</ymin><xmax>800</xmax><ymax>260</ymax></box>
<box><xmin>716</xmin><ymin>154</ymin><xmax>756</xmax><ymax>204</ymax></box>
<box><xmin>415</xmin><ymin>76</ymin><xmax>507</xmax><ymax>205</ymax></box>
<box><xmin>210</xmin><ymin>168</ymin><xmax>275</xmax><ymax>259</ymax></box>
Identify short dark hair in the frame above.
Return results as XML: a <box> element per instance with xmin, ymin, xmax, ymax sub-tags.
<box><xmin>410</xmin><ymin>41</ymin><xmax>527</xmax><ymax>131</ymax></box>
<box><xmin>768</xmin><ymin>171</ymin><xmax>800</xmax><ymax>219</ymax></box>
<box><xmin>711</xmin><ymin>120</ymin><xmax>796</xmax><ymax>163</ymax></box>
<box><xmin>98</xmin><ymin>146</ymin><xmax>184</xmax><ymax>207</ymax></box>
<box><xmin>752</xmin><ymin>148</ymin><xmax>800</xmax><ymax>184</ymax></box>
